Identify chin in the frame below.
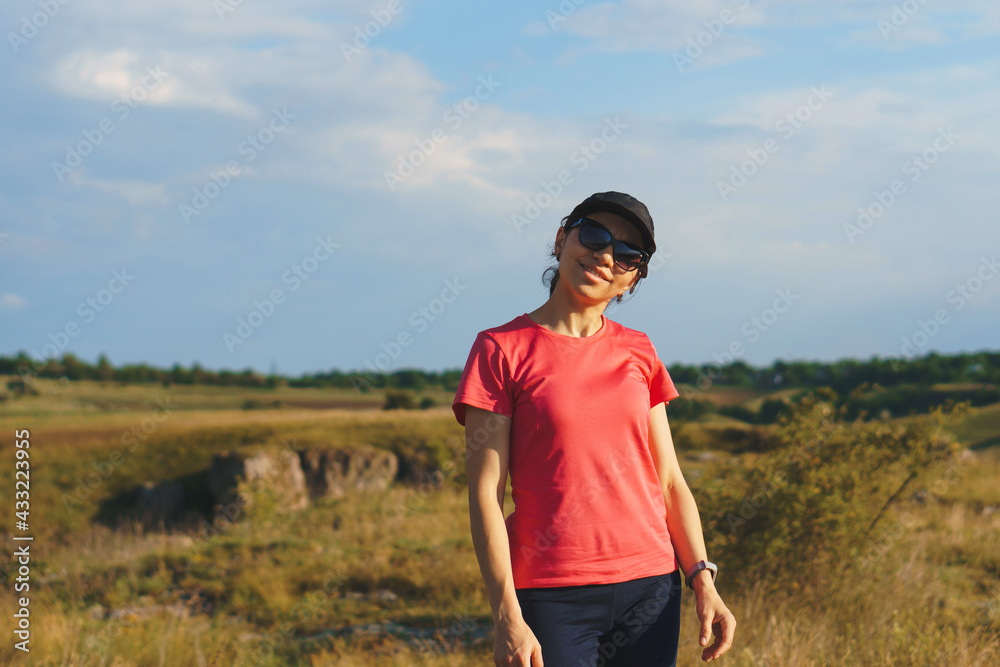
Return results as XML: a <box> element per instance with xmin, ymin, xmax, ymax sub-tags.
<box><xmin>570</xmin><ymin>282</ymin><xmax>614</xmax><ymax>302</ymax></box>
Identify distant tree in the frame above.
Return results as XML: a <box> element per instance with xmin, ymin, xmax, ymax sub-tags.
<box><xmin>170</xmin><ymin>363</ymin><xmax>192</xmax><ymax>385</ymax></box>
<box><xmin>61</xmin><ymin>354</ymin><xmax>87</xmax><ymax>381</ymax></box>
<box><xmin>442</xmin><ymin>370</ymin><xmax>462</xmax><ymax>391</ymax></box>
<box><xmin>191</xmin><ymin>362</ymin><xmax>213</xmax><ymax>385</ymax></box>
<box><xmin>96</xmin><ymin>354</ymin><xmax>114</xmax><ymax>382</ymax></box>
<box><xmin>393</xmin><ymin>369</ymin><xmax>426</xmax><ymax>390</ymax></box>
<box><xmin>725</xmin><ymin>361</ymin><xmax>754</xmax><ymax>385</ymax></box>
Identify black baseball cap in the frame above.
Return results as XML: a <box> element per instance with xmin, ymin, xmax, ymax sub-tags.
<box><xmin>566</xmin><ymin>191</ymin><xmax>656</xmax><ymax>255</ymax></box>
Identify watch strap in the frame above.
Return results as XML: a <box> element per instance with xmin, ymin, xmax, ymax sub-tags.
<box><xmin>684</xmin><ymin>560</ymin><xmax>718</xmax><ymax>590</ymax></box>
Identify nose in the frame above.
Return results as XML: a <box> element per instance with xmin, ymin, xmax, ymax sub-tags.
<box><xmin>592</xmin><ymin>244</ymin><xmax>615</xmax><ymax>267</ymax></box>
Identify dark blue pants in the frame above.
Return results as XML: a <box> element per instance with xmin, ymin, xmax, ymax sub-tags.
<box><xmin>515</xmin><ymin>569</ymin><xmax>682</xmax><ymax>667</ymax></box>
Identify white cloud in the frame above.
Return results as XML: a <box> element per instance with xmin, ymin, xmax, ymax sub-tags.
<box><xmin>704</xmin><ymin>65</ymin><xmax>1000</xmax><ymax>158</ymax></box>
<box><xmin>537</xmin><ymin>0</ymin><xmax>766</xmax><ymax>56</ymax></box>
<box><xmin>66</xmin><ymin>172</ymin><xmax>170</xmax><ymax>206</ymax></box>
<box><xmin>526</xmin><ymin>0</ymin><xmax>1000</xmax><ymax>59</ymax></box>
<box><xmin>49</xmin><ymin>47</ymin><xmax>257</xmax><ymax>118</ymax></box>
<box><xmin>5</xmin><ymin>0</ymin><xmax>998</xmax><ymax>371</ymax></box>
<box><xmin>0</xmin><ymin>293</ymin><xmax>29</xmax><ymax>312</ymax></box>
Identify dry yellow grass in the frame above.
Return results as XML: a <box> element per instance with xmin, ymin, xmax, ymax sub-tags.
<box><xmin>2</xmin><ymin>385</ymin><xmax>998</xmax><ymax>665</ymax></box>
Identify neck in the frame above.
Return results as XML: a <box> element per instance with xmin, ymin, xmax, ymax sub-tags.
<box><xmin>528</xmin><ymin>286</ymin><xmax>608</xmax><ymax>337</ymax></box>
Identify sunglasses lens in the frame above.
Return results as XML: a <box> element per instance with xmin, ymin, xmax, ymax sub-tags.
<box><xmin>614</xmin><ymin>246</ymin><xmax>643</xmax><ymax>270</ymax></box>
<box><xmin>578</xmin><ymin>220</ymin><xmax>611</xmax><ymax>248</ymax></box>
<box><xmin>574</xmin><ymin>218</ymin><xmax>646</xmax><ymax>271</ymax></box>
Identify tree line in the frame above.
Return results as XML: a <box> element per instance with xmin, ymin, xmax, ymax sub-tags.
<box><xmin>1</xmin><ymin>350</ymin><xmax>996</xmax><ymax>394</ymax></box>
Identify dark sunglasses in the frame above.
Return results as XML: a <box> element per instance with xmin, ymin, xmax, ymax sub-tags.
<box><xmin>565</xmin><ymin>217</ymin><xmax>649</xmax><ymax>272</ymax></box>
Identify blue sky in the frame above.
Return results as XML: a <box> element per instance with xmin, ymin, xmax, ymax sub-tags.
<box><xmin>1</xmin><ymin>0</ymin><xmax>998</xmax><ymax>376</ymax></box>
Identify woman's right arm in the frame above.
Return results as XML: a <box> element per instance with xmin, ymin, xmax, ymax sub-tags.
<box><xmin>464</xmin><ymin>405</ymin><xmax>544</xmax><ymax>667</ymax></box>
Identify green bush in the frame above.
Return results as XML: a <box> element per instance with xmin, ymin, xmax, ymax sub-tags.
<box><xmin>717</xmin><ymin>404</ymin><xmax>755</xmax><ymax>423</ymax></box>
<box><xmin>718</xmin><ymin>396</ymin><xmax>799</xmax><ymax>424</ymax></box>
<box><xmin>383</xmin><ymin>389</ymin><xmax>417</xmax><ymax>410</ymax></box>
<box><xmin>6</xmin><ymin>379</ymin><xmax>39</xmax><ymax>396</ymax></box>
<box><xmin>700</xmin><ymin>395</ymin><xmax>966</xmax><ymax>593</ymax></box>
<box><xmin>758</xmin><ymin>397</ymin><xmax>794</xmax><ymax>423</ymax></box>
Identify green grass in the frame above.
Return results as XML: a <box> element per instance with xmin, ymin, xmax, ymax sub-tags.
<box><xmin>952</xmin><ymin>402</ymin><xmax>1000</xmax><ymax>449</ymax></box>
<box><xmin>1</xmin><ymin>381</ymin><xmax>998</xmax><ymax>665</ymax></box>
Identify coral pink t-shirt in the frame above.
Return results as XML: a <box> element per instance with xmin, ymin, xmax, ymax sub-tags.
<box><xmin>452</xmin><ymin>312</ymin><xmax>680</xmax><ymax>588</ymax></box>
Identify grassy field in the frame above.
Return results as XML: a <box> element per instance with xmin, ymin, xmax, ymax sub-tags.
<box><xmin>0</xmin><ymin>379</ymin><xmax>998</xmax><ymax>665</ymax></box>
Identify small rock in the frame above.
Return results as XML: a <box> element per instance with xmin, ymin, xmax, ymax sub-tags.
<box><xmin>161</xmin><ymin>535</ymin><xmax>195</xmax><ymax>549</ymax></box>
<box><xmin>374</xmin><ymin>589</ymin><xmax>399</xmax><ymax>603</ymax></box>
<box><xmin>40</xmin><ymin>568</ymin><xmax>68</xmax><ymax>584</ymax></box>
<box><xmin>107</xmin><ymin>603</ymin><xmax>188</xmax><ymax>621</ymax></box>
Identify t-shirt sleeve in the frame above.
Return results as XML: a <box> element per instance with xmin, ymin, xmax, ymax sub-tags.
<box><xmin>647</xmin><ymin>338</ymin><xmax>680</xmax><ymax>408</ymax></box>
<box><xmin>452</xmin><ymin>332</ymin><xmax>514</xmax><ymax>426</ymax></box>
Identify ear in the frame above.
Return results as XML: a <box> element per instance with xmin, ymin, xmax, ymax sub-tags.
<box><xmin>554</xmin><ymin>226</ymin><xmax>567</xmax><ymax>255</ymax></box>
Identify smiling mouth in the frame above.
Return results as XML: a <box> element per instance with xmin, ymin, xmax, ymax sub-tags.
<box><xmin>580</xmin><ymin>263</ymin><xmax>609</xmax><ymax>282</ymax></box>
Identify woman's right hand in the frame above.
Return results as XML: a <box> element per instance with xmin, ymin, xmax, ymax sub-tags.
<box><xmin>464</xmin><ymin>406</ymin><xmax>540</xmax><ymax>665</ymax></box>
<box><xmin>494</xmin><ymin>616</ymin><xmax>544</xmax><ymax>666</ymax></box>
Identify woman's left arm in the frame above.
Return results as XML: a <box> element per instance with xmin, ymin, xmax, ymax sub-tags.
<box><xmin>649</xmin><ymin>401</ymin><xmax>736</xmax><ymax>662</ymax></box>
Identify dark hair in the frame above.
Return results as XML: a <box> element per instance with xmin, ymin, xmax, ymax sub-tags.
<box><xmin>542</xmin><ymin>215</ymin><xmax>649</xmax><ymax>302</ymax></box>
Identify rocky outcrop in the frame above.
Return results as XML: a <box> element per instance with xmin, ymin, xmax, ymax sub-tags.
<box><xmin>207</xmin><ymin>446</ymin><xmax>309</xmax><ymax>512</ymax></box>
<box><xmin>122</xmin><ymin>444</ymin><xmax>403</xmax><ymax>529</ymax></box>
<box><xmin>298</xmin><ymin>446</ymin><xmax>399</xmax><ymax>499</ymax></box>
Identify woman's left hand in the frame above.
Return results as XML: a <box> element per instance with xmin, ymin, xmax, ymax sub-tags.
<box><xmin>693</xmin><ymin>578</ymin><xmax>736</xmax><ymax>661</ymax></box>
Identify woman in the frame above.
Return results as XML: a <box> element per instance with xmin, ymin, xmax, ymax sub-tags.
<box><xmin>452</xmin><ymin>192</ymin><xmax>736</xmax><ymax>666</ymax></box>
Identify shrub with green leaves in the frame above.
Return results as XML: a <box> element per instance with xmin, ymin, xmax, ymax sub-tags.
<box><xmin>383</xmin><ymin>389</ymin><xmax>417</xmax><ymax>410</ymax></box>
<box><xmin>700</xmin><ymin>394</ymin><xmax>965</xmax><ymax>593</ymax></box>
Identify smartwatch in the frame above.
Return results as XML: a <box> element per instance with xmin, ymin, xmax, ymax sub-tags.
<box><xmin>684</xmin><ymin>560</ymin><xmax>718</xmax><ymax>590</ymax></box>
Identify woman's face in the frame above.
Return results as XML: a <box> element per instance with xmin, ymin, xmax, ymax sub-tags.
<box><xmin>555</xmin><ymin>210</ymin><xmax>644</xmax><ymax>303</ymax></box>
